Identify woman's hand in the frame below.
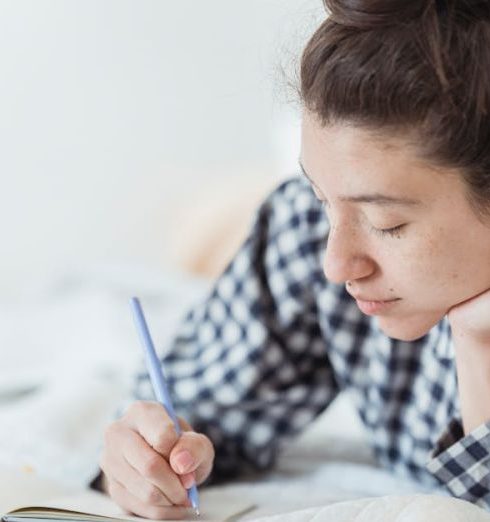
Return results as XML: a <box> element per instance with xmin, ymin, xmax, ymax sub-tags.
<box><xmin>447</xmin><ymin>288</ymin><xmax>490</xmax><ymax>434</ymax></box>
<box><xmin>448</xmin><ymin>287</ymin><xmax>490</xmax><ymax>345</ymax></box>
<box><xmin>99</xmin><ymin>401</ymin><xmax>215</xmax><ymax>520</ymax></box>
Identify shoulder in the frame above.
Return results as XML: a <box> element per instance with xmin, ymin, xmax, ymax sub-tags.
<box><xmin>249</xmin><ymin>177</ymin><xmax>330</xmax><ymax>308</ymax></box>
<box><xmin>257</xmin><ymin>176</ymin><xmax>329</xmax><ymax>250</ymax></box>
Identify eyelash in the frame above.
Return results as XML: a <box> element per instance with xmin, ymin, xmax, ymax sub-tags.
<box><xmin>319</xmin><ymin>202</ymin><xmax>406</xmax><ymax>238</ymax></box>
<box><xmin>371</xmin><ymin>224</ymin><xmax>406</xmax><ymax>237</ymax></box>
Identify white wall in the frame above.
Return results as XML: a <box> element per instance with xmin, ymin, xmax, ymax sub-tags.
<box><xmin>0</xmin><ymin>0</ymin><xmax>324</xmax><ymax>299</ymax></box>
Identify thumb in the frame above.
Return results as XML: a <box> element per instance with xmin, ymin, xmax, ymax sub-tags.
<box><xmin>169</xmin><ymin>431</ymin><xmax>214</xmax><ymax>484</ymax></box>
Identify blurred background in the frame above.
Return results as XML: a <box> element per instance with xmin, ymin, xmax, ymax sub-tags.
<box><xmin>0</xmin><ymin>0</ymin><xmax>330</xmax><ymax>496</ymax></box>
<box><xmin>0</xmin><ymin>0</ymin><xmax>324</xmax><ymax>299</ymax></box>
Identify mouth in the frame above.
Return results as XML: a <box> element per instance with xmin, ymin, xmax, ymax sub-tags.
<box><xmin>354</xmin><ymin>297</ymin><xmax>401</xmax><ymax>316</ymax></box>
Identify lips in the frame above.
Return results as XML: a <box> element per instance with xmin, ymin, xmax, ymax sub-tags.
<box><xmin>354</xmin><ymin>297</ymin><xmax>400</xmax><ymax>316</ymax></box>
<box><xmin>347</xmin><ymin>287</ymin><xmax>398</xmax><ymax>301</ymax></box>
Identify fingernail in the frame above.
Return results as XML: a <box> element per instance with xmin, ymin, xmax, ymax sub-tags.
<box><xmin>182</xmin><ymin>473</ymin><xmax>195</xmax><ymax>489</ymax></box>
<box><xmin>174</xmin><ymin>450</ymin><xmax>194</xmax><ymax>473</ymax></box>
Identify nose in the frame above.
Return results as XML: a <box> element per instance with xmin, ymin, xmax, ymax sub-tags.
<box><xmin>323</xmin><ymin>222</ymin><xmax>376</xmax><ymax>285</ymax></box>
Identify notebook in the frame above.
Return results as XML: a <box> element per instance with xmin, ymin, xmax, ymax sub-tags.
<box><xmin>2</xmin><ymin>489</ymin><xmax>256</xmax><ymax>522</ymax></box>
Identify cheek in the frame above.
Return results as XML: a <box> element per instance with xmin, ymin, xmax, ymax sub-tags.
<box><xmin>382</xmin><ymin>230</ymin><xmax>472</xmax><ymax>306</ymax></box>
<box><xmin>378</xmin><ymin>233</ymin><xmax>453</xmax><ymax>295</ymax></box>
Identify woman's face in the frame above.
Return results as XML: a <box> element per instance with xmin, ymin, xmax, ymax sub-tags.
<box><xmin>300</xmin><ymin>112</ymin><xmax>490</xmax><ymax>341</ymax></box>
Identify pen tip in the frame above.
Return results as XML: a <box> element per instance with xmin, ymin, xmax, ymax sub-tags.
<box><xmin>195</xmin><ymin>508</ymin><xmax>200</xmax><ymax>516</ymax></box>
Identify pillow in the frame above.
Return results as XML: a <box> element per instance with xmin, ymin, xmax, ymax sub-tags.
<box><xmin>249</xmin><ymin>494</ymin><xmax>490</xmax><ymax>522</ymax></box>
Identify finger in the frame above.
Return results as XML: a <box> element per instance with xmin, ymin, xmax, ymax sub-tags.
<box><xmin>105</xmin><ymin>412</ymin><xmax>189</xmax><ymax>506</ymax></box>
<box><xmin>123</xmin><ymin>427</ymin><xmax>189</xmax><ymax>506</ymax></box>
<box><xmin>179</xmin><ymin>471</ymin><xmax>196</xmax><ymax>490</ymax></box>
<box><xmin>169</xmin><ymin>431</ymin><xmax>215</xmax><ymax>484</ymax></box>
<box><xmin>124</xmin><ymin>401</ymin><xmax>180</xmax><ymax>457</ymax></box>
<box><xmin>178</xmin><ymin>417</ymin><xmax>193</xmax><ymax>432</ymax></box>
<box><xmin>107</xmin><ymin>476</ymin><xmax>190</xmax><ymax>520</ymax></box>
<box><xmin>100</xmin><ymin>445</ymin><xmax>172</xmax><ymax>507</ymax></box>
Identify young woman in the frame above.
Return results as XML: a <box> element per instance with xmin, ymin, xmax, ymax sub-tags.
<box><xmin>97</xmin><ymin>0</ymin><xmax>490</xmax><ymax>517</ymax></box>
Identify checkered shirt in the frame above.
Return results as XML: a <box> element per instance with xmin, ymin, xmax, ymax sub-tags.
<box><xmin>133</xmin><ymin>176</ymin><xmax>490</xmax><ymax>510</ymax></box>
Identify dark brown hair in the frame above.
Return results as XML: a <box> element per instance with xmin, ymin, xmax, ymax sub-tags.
<box><xmin>300</xmin><ymin>0</ymin><xmax>490</xmax><ymax>216</ymax></box>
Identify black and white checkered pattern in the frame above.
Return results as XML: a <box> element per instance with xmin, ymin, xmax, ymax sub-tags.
<box><xmin>133</xmin><ymin>176</ymin><xmax>490</xmax><ymax>510</ymax></box>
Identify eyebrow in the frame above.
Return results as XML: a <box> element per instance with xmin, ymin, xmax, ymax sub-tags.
<box><xmin>298</xmin><ymin>159</ymin><xmax>423</xmax><ymax>207</ymax></box>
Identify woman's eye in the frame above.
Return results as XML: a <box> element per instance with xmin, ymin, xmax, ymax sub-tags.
<box><xmin>371</xmin><ymin>224</ymin><xmax>406</xmax><ymax>237</ymax></box>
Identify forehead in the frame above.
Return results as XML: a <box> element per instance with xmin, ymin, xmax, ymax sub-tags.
<box><xmin>300</xmin><ymin>113</ymin><xmax>448</xmax><ymax>199</ymax></box>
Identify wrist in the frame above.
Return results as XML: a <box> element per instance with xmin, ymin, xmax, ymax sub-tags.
<box><xmin>452</xmin><ymin>327</ymin><xmax>490</xmax><ymax>353</ymax></box>
<box><xmin>451</xmin><ymin>327</ymin><xmax>490</xmax><ymax>435</ymax></box>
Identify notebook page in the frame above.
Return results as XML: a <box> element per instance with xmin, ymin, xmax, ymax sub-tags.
<box><xmin>5</xmin><ymin>490</ymin><xmax>256</xmax><ymax>522</ymax></box>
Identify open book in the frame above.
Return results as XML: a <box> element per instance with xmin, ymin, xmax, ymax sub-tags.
<box><xmin>2</xmin><ymin>490</ymin><xmax>256</xmax><ymax>522</ymax></box>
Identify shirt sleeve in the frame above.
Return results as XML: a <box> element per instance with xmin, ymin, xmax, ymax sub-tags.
<box><xmin>426</xmin><ymin>417</ymin><xmax>490</xmax><ymax>509</ymax></box>
<box><xmin>132</xmin><ymin>177</ymin><xmax>341</xmax><ymax>481</ymax></box>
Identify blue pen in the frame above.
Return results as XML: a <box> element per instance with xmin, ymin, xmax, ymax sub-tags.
<box><xmin>130</xmin><ymin>296</ymin><xmax>200</xmax><ymax>516</ymax></box>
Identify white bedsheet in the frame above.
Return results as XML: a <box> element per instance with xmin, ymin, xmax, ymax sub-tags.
<box><xmin>0</xmin><ymin>264</ymin><xmax>211</xmax><ymax>487</ymax></box>
<box><xmin>247</xmin><ymin>494</ymin><xmax>490</xmax><ymax>521</ymax></box>
<box><xmin>1</xmin><ymin>264</ymin><xmax>488</xmax><ymax>520</ymax></box>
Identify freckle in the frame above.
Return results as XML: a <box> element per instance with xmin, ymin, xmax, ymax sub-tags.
<box><xmin>389</xmin><ymin>288</ymin><xmax>394</xmax><ymax>293</ymax></box>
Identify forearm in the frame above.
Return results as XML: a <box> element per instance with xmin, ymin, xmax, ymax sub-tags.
<box><xmin>427</xmin><ymin>296</ymin><xmax>490</xmax><ymax>507</ymax></box>
<box><xmin>453</xmin><ymin>331</ymin><xmax>490</xmax><ymax>435</ymax></box>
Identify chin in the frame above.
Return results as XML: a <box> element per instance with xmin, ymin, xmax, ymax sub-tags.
<box><xmin>376</xmin><ymin>311</ymin><xmax>446</xmax><ymax>342</ymax></box>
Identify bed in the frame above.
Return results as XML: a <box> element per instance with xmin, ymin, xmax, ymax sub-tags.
<box><xmin>1</xmin><ymin>262</ymin><xmax>489</xmax><ymax>520</ymax></box>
